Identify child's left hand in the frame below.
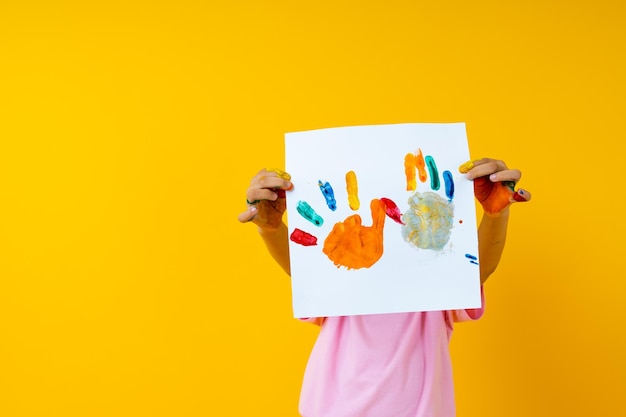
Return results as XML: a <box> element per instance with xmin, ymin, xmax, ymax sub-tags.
<box><xmin>460</xmin><ymin>158</ymin><xmax>531</xmax><ymax>215</ymax></box>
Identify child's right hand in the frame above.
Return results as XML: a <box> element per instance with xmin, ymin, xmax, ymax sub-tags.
<box><xmin>237</xmin><ymin>168</ymin><xmax>294</xmax><ymax>230</ymax></box>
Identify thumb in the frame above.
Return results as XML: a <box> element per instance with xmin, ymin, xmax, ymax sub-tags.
<box><xmin>237</xmin><ymin>205</ymin><xmax>258</xmax><ymax>223</ymax></box>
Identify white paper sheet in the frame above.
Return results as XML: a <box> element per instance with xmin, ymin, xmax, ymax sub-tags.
<box><xmin>285</xmin><ymin>123</ymin><xmax>480</xmax><ymax>318</ymax></box>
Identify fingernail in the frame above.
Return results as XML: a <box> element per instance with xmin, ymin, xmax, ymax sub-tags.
<box><xmin>489</xmin><ymin>174</ymin><xmax>497</xmax><ymax>181</ymax></box>
<box><xmin>250</xmin><ymin>206</ymin><xmax>257</xmax><ymax>214</ymax></box>
<box><xmin>287</xmin><ymin>182</ymin><xmax>294</xmax><ymax>191</ymax></box>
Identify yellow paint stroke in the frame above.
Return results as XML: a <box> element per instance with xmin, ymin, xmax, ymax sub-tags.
<box><xmin>416</xmin><ymin>149</ymin><xmax>427</xmax><ymax>183</ymax></box>
<box><xmin>458</xmin><ymin>160</ymin><xmax>474</xmax><ymax>174</ymax></box>
<box><xmin>346</xmin><ymin>170</ymin><xmax>360</xmax><ymax>211</ymax></box>
<box><xmin>404</xmin><ymin>153</ymin><xmax>417</xmax><ymax>191</ymax></box>
<box><xmin>267</xmin><ymin>168</ymin><xmax>291</xmax><ymax>180</ymax></box>
<box><xmin>323</xmin><ymin>199</ymin><xmax>386</xmax><ymax>270</ymax></box>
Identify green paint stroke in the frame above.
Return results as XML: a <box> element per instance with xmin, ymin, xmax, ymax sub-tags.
<box><xmin>296</xmin><ymin>200</ymin><xmax>324</xmax><ymax>226</ymax></box>
<box><xmin>425</xmin><ymin>156</ymin><xmax>440</xmax><ymax>191</ymax></box>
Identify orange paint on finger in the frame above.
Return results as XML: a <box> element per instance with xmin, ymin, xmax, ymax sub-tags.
<box><xmin>346</xmin><ymin>170</ymin><xmax>360</xmax><ymax>211</ymax></box>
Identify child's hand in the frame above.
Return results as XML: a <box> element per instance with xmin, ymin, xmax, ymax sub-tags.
<box><xmin>460</xmin><ymin>158</ymin><xmax>531</xmax><ymax>215</ymax></box>
<box><xmin>237</xmin><ymin>168</ymin><xmax>294</xmax><ymax>230</ymax></box>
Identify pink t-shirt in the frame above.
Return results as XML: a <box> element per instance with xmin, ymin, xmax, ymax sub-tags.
<box><xmin>298</xmin><ymin>289</ymin><xmax>485</xmax><ymax>417</ymax></box>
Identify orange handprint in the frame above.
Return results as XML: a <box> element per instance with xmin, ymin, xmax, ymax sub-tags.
<box><xmin>322</xmin><ymin>199</ymin><xmax>387</xmax><ymax>270</ymax></box>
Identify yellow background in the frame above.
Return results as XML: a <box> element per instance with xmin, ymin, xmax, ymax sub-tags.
<box><xmin>1</xmin><ymin>1</ymin><xmax>624</xmax><ymax>416</ymax></box>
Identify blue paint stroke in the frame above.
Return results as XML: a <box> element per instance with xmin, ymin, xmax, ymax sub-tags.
<box><xmin>443</xmin><ymin>170</ymin><xmax>454</xmax><ymax>201</ymax></box>
<box><xmin>425</xmin><ymin>156</ymin><xmax>440</xmax><ymax>190</ymax></box>
<box><xmin>465</xmin><ymin>253</ymin><xmax>479</xmax><ymax>265</ymax></box>
<box><xmin>318</xmin><ymin>180</ymin><xmax>337</xmax><ymax>211</ymax></box>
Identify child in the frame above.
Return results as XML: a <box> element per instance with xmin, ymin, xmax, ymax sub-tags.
<box><xmin>238</xmin><ymin>158</ymin><xmax>530</xmax><ymax>417</ymax></box>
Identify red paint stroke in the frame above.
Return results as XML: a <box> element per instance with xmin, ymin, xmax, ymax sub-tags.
<box><xmin>380</xmin><ymin>197</ymin><xmax>404</xmax><ymax>225</ymax></box>
<box><xmin>290</xmin><ymin>228</ymin><xmax>318</xmax><ymax>246</ymax></box>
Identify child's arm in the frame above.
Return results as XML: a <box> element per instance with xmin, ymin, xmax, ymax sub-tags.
<box><xmin>477</xmin><ymin>209</ymin><xmax>510</xmax><ymax>284</ymax></box>
<box><xmin>257</xmin><ymin>222</ymin><xmax>291</xmax><ymax>275</ymax></box>
<box><xmin>238</xmin><ymin>168</ymin><xmax>293</xmax><ymax>275</ymax></box>
<box><xmin>461</xmin><ymin>158</ymin><xmax>531</xmax><ymax>283</ymax></box>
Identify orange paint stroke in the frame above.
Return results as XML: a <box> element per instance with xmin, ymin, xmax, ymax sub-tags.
<box><xmin>416</xmin><ymin>149</ymin><xmax>427</xmax><ymax>183</ymax></box>
<box><xmin>322</xmin><ymin>199</ymin><xmax>386</xmax><ymax>270</ymax></box>
<box><xmin>404</xmin><ymin>153</ymin><xmax>417</xmax><ymax>191</ymax></box>
<box><xmin>346</xmin><ymin>170</ymin><xmax>360</xmax><ymax>211</ymax></box>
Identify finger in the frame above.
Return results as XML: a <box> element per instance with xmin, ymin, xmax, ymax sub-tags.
<box><xmin>463</xmin><ymin>160</ymin><xmax>510</xmax><ymax>180</ymax></box>
<box><xmin>246</xmin><ymin>188</ymin><xmax>276</xmax><ymax>204</ymax></box>
<box><xmin>488</xmin><ymin>169</ymin><xmax>522</xmax><ymax>183</ymax></box>
<box><xmin>470</xmin><ymin>157</ymin><xmax>507</xmax><ymax>169</ymax></box>
<box><xmin>266</xmin><ymin>168</ymin><xmax>291</xmax><ymax>180</ymax></box>
<box><xmin>251</xmin><ymin>175</ymin><xmax>293</xmax><ymax>193</ymax></box>
<box><xmin>251</xmin><ymin>168</ymin><xmax>291</xmax><ymax>184</ymax></box>
<box><xmin>246</xmin><ymin>182</ymin><xmax>293</xmax><ymax>204</ymax></box>
<box><xmin>237</xmin><ymin>205</ymin><xmax>258</xmax><ymax>223</ymax></box>
<box><xmin>459</xmin><ymin>158</ymin><xmax>505</xmax><ymax>171</ymax></box>
<box><xmin>512</xmin><ymin>188</ymin><xmax>531</xmax><ymax>203</ymax></box>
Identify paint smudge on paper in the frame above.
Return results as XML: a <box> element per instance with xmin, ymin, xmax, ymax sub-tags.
<box><xmin>416</xmin><ymin>149</ymin><xmax>427</xmax><ymax>183</ymax></box>
<box><xmin>443</xmin><ymin>170</ymin><xmax>454</xmax><ymax>201</ymax></box>
<box><xmin>290</xmin><ymin>228</ymin><xmax>318</xmax><ymax>246</ymax></box>
<box><xmin>402</xmin><ymin>191</ymin><xmax>454</xmax><ymax>251</ymax></box>
<box><xmin>404</xmin><ymin>148</ymin><xmax>429</xmax><ymax>192</ymax></box>
<box><xmin>380</xmin><ymin>197</ymin><xmax>404</xmax><ymax>225</ymax></box>
<box><xmin>425</xmin><ymin>155</ymin><xmax>440</xmax><ymax>191</ymax></box>
<box><xmin>465</xmin><ymin>253</ymin><xmax>479</xmax><ymax>265</ymax></box>
<box><xmin>404</xmin><ymin>153</ymin><xmax>417</xmax><ymax>191</ymax></box>
<box><xmin>297</xmin><ymin>201</ymin><xmax>324</xmax><ymax>226</ymax></box>
<box><xmin>323</xmin><ymin>199</ymin><xmax>386</xmax><ymax>270</ymax></box>
<box><xmin>346</xmin><ymin>171</ymin><xmax>360</xmax><ymax>211</ymax></box>
<box><xmin>318</xmin><ymin>180</ymin><xmax>337</xmax><ymax>211</ymax></box>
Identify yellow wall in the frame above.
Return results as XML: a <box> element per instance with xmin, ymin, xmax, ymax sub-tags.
<box><xmin>1</xmin><ymin>1</ymin><xmax>624</xmax><ymax>416</ymax></box>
